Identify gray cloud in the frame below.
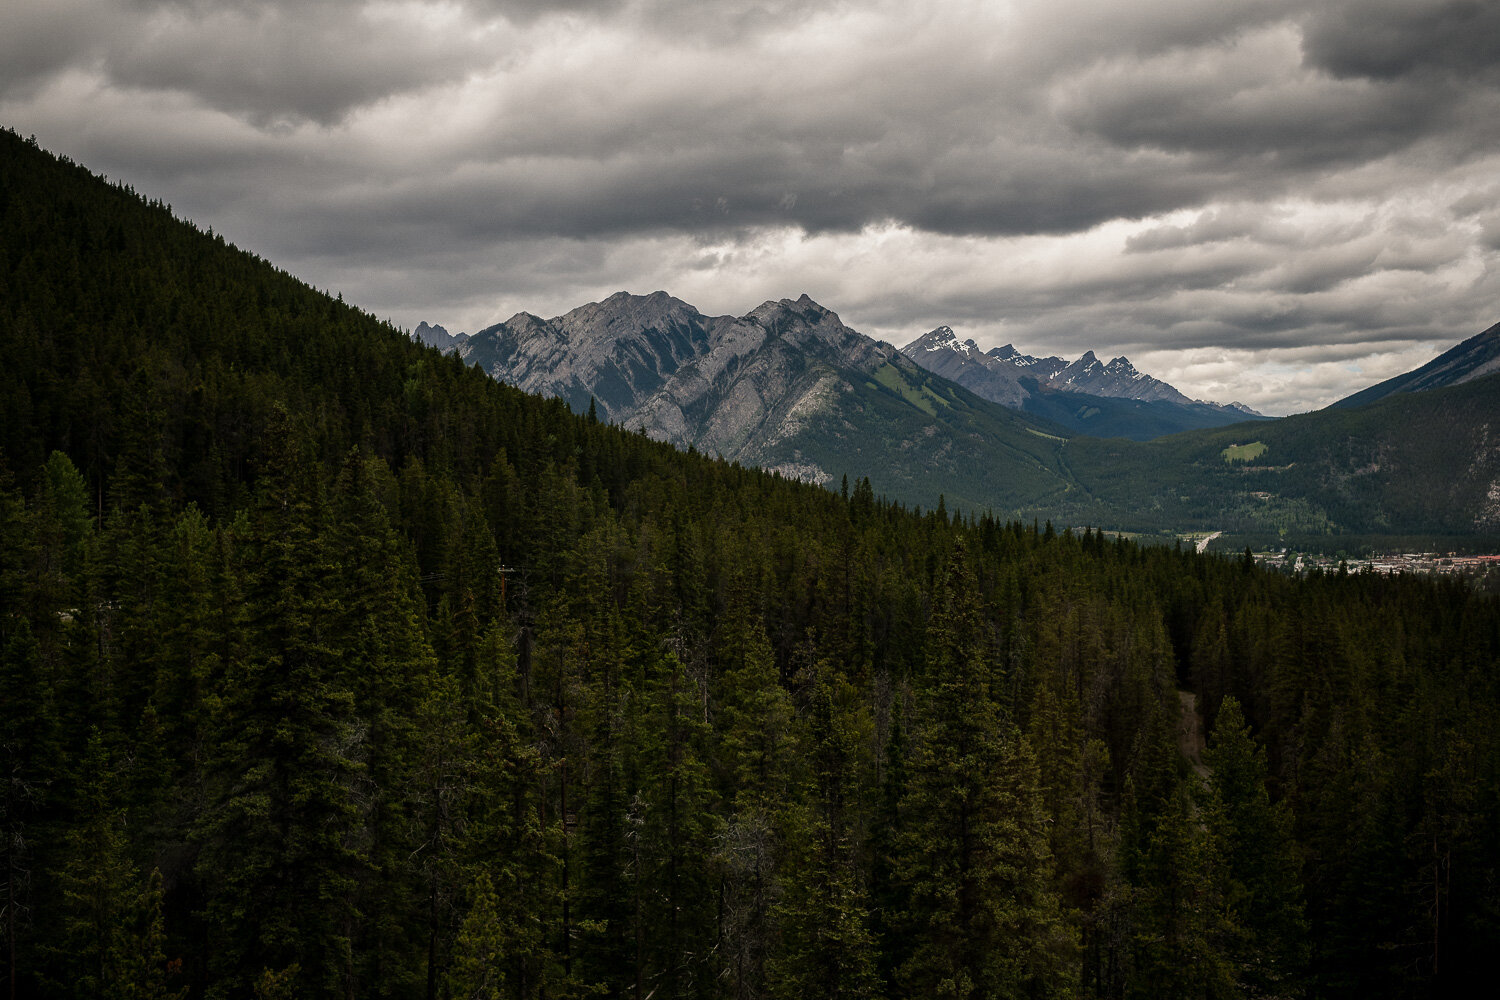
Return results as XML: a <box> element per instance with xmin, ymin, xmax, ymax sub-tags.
<box><xmin>2</xmin><ymin>0</ymin><xmax>1498</xmax><ymax>413</ymax></box>
<box><xmin>0</xmin><ymin>2</ymin><xmax>121</xmax><ymax>94</ymax></box>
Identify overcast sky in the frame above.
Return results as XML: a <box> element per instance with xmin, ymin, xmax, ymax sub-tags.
<box><xmin>5</xmin><ymin>0</ymin><xmax>1499</xmax><ymax>413</ymax></box>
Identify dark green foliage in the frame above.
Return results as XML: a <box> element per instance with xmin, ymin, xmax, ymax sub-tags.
<box><xmin>2</xmin><ymin>128</ymin><xmax>1499</xmax><ymax>1000</ymax></box>
<box><xmin>1053</xmin><ymin>382</ymin><xmax>1500</xmax><ymax>538</ymax></box>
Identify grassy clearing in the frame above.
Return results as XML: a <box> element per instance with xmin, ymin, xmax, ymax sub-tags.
<box><xmin>1222</xmin><ymin>441</ymin><xmax>1268</xmax><ymax>464</ymax></box>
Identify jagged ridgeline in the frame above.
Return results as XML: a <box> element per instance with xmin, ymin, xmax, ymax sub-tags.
<box><xmin>2</xmin><ymin>128</ymin><xmax>1498</xmax><ymax>999</ymax></box>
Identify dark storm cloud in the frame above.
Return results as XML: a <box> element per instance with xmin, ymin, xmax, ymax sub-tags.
<box><xmin>1301</xmin><ymin>0</ymin><xmax>1500</xmax><ymax>82</ymax></box>
<box><xmin>106</xmin><ymin>9</ymin><xmax>462</xmax><ymax>125</ymax></box>
<box><xmin>11</xmin><ymin>1</ymin><xmax>1496</xmax><ymax>237</ymax></box>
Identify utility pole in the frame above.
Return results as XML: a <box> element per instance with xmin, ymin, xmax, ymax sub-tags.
<box><xmin>498</xmin><ymin>565</ymin><xmax>514</xmax><ymax>613</ymax></box>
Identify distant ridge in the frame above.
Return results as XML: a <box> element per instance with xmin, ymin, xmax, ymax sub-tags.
<box><xmin>900</xmin><ymin>325</ymin><xmax>1264</xmax><ymax>439</ymax></box>
<box><xmin>1329</xmin><ymin>320</ymin><xmax>1500</xmax><ymax>409</ymax></box>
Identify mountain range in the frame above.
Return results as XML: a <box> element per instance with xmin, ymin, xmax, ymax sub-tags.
<box><xmin>431</xmin><ymin>292</ymin><xmax>1500</xmax><ymax>540</ymax></box>
<box><xmin>448</xmin><ymin>291</ymin><xmax>1079</xmax><ymax>506</ymax></box>
<box><xmin>425</xmin><ymin>307</ymin><xmax>1265</xmax><ymax>444</ymax></box>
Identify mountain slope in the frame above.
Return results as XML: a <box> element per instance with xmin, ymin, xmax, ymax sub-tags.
<box><xmin>1018</xmin><ymin>379</ymin><xmax>1271</xmax><ymax>441</ymax></box>
<box><xmin>454</xmin><ymin>287</ymin><xmax>1500</xmax><ymax>535</ymax></box>
<box><xmin>1328</xmin><ymin>320</ymin><xmax>1500</xmax><ymax>409</ymax></box>
<box><xmin>900</xmin><ymin>326</ymin><xmax>1263</xmax><ymax>439</ymax></box>
<box><xmin>900</xmin><ymin>326</ymin><xmax>1035</xmax><ymax>407</ymax></box>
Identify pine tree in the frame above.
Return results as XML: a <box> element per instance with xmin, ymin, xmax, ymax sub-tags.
<box><xmin>634</xmin><ymin>648</ymin><xmax>720</xmax><ymax>999</ymax></box>
<box><xmin>1203</xmin><ymin>696</ymin><xmax>1308</xmax><ymax>997</ymax></box>
<box><xmin>52</xmin><ymin>729</ymin><xmax>185</xmax><ymax>1000</ymax></box>
<box><xmin>446</xmin><ymin>874</ymin><xmax>508</xmax><ymax>1000</ymax></box>
<box><xmin>1124</xmin><ymin>779</ymin><xmax>1232</xmax><ymax>1000</ymax></box>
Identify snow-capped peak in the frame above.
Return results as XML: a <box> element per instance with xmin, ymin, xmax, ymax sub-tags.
<box><xmin>920</xmin><ymin>325</ymin><xmax>958</xmax><ymax>351</ymax></box>
<box><xmin>914</xmin><ymin>326</ymin><xmax>980</xmax><ymax>358</ymax></box>
<box><xmin>1105</xmin><ymin>356</ymin><xmax>1145</xmax><ymax>379</ymax></box>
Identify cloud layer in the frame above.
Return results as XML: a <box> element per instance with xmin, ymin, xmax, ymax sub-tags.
<box><xmin>4</xmin><ymin>0</ymin><xmax>1498</xmax><ymax>413</ymax></box>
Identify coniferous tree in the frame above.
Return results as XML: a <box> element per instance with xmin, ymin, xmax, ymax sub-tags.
<box><xmin>766</xmin><ymin>672</ymin><xmax>881</xmax><ymax>1000</ymax></box>
<box><xmin>898</xmin><ymin>543</ymin><xmax>1075</xmax><ymax>999</ymax></box>
<box><xmin>1203</xmin><ymin>696</ymin><xmax>1308</xmax><ymax>997</ymax></box>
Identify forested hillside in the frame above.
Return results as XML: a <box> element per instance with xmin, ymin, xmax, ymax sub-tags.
<box><xmin>1056</xmin><ymin>379</ymin><xmax>1500</xmax><ymax>539</ymax></box>
<box><xmin>2</xmin><ymin>128</ymin><xmax>1498</xmax><ymax>999</ymax></box>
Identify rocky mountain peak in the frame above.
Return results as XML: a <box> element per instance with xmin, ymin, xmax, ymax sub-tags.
<box><xmin>747</xmin><ymin>296</ymin><xmax>862</xmax><ymax>359</ymax></box>
<box><xmin>494</xmin><ymin>311</ymin><xmax>551</xmax><ymax>339</ymax></box>
<box><xmin>750</xmin><ymin>294</ymin><xmax>837</xmax><ymax>327</ymax></box>
<box><xmin>912</xmin><ymin>326</ymin><xmax>960</xmax><ymax>350</ymax></box>
<box><xmin>912</xmin><ymin>325</ymin><xmax>985</xmax><ymax>359</ymax></box>
<box><xmin>413</xmin><ymin>321</ymin><xmax>468</xmax><ymax>353</ymax></box>
<box><xmin>558</xmin><ymin>291</ymin><xmax>701</xmax><ymax>340</ymax></box>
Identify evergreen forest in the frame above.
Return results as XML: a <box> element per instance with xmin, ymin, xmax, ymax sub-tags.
<box><xmin>2</xmin><ymin>129</ymin><xmax>1498</xmax><ymax>999</ymax></box>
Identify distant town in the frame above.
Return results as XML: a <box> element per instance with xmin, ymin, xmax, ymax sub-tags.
<box><xmin>1154</xmin><ymin>530</ymin><xmax>1500</xmax><ymax>586</ymax></box>
<box><xmin>1249</xmin><ymin>549</ymin><xmax>1500</xmax><ymax>579</ymax></box>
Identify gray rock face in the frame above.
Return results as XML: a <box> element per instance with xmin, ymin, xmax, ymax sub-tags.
<box><xmin>454</xmin><ymin>291</ymin><xmax>905</xmax><ymax>484</ymax></box>
<box><xmin>457</xmin><ymin>291</ymin><xmax>717</xmax><ymax>423</ymax></box>
<box><xmin>1048</xmin><ymin>351</ymin><xmax>1193</xmax><ymax>405</ymax></box>
<box><xmin>903</xmin><ymin>327</ymin><xmax>1031</xmax><ymax>407</ymax></box>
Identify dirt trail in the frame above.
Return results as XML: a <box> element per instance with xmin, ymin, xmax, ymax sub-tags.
<box><xmin>1196</xmin><ymin>531</ymin><xmax>1222</xmax><ymax>554</ymax></box>
<box><xmin>1177</xmin><ymin>690</ymin><xmax>1210</xmax><ymax>780</ymax></box>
